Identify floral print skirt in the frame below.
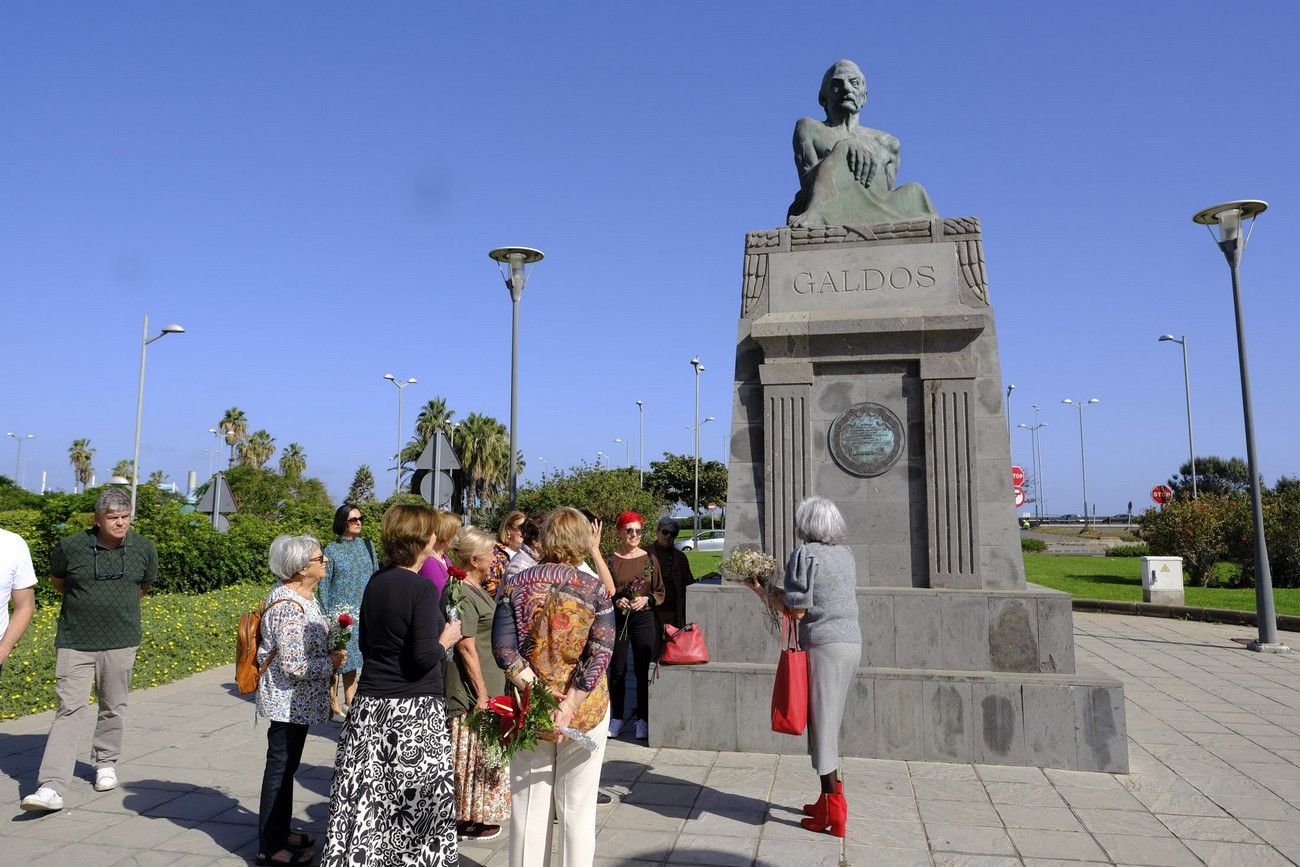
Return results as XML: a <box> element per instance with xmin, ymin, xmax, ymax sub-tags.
<box><xmin>449</xmin><ymin>712</ymin><xmax>511</xmax><ymax>825</ymax></box>
<box><xmin>321</xmin><ymin>694</ymin><xmax>457</xmax><ymax>867</ymax></box>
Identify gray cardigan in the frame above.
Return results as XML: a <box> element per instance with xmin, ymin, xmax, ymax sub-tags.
<box><xmin>782</xmin><ymin>542</ymin><xmax>861</xmax><ymax>649</ymax></box>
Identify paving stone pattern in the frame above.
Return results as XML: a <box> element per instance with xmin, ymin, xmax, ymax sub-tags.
<box><xmin>2</xmin><ymin>612</ymin><xmax>1299</xmax><ymax>865</ymax></box>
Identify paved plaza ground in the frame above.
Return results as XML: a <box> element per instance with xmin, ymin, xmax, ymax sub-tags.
<box><xmin>3</xmin><ymin>611</ymin><xmax>1300</xmax><ymax>866</ymax></box>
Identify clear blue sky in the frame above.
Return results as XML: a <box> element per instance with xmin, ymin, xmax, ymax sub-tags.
<box><xmin>2</xmin><ymin>2</ymin><xmax>1296</xmax><ymax>516</ymax></box>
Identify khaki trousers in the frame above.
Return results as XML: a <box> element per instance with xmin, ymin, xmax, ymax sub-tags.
<box><xmin>37</xmin><ymin>646</ymin><xmax>137</xmax><ymax>795</ymax></box>
<box><xmin>509</xmin><ymin>709</ymin><xmax>609</xmax><ymax>867</ymax></box>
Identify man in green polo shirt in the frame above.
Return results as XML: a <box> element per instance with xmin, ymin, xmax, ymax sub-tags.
<box><xmin>21</xmin><ymin>487</ymin><xmax>157</xmax><ymax>813</ymax></box>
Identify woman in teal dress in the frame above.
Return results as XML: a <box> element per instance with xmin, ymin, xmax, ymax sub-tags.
<box><xmin>320</xmin><ymin>503</ymin><xmax>379</xmax><ymax>716</ymax></box>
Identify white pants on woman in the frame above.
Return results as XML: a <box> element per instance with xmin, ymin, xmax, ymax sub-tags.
<box><xmin>509</xmin><ymin>708</ymin><xmax>610</xmax><ymax>867</ymax></box>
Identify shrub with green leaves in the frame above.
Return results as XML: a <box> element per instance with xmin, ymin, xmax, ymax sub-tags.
<box><xmin>491</xmin><ymin>464</ymin><xmax>668</xmax><ymax>553</ymax></box>
<box><xmin>1021</xmin><ymin>538</ymin><xmax>1047</xmax><ymax>553</ymax></box>
<box><xmin>1105</xmin><ymin>544</ymin><xmax>1150</xmax><ymax>557</ymax></box>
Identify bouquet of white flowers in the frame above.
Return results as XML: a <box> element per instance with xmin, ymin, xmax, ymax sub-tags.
<box><xmin>720</xmin><ymin>548</ymin><xmax>782</xmax><ymax>632</ymax></box>
<box><xmin>719</xmin><ymin>547</ymin><xmax>779</xmax><ymax>586</ymax></box>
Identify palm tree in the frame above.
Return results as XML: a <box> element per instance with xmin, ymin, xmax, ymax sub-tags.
<box><xmin>239</xmin><ymin>429</ymin><xmax>276</xmax><ymax>470</ymax></box>
<box><xmin>147</xmin><ymin>469</ymin><xmax>167</xmax><ymax>486</ymax></box>
<box><xmin>399</xmin><ymin>398</ymin><xmax>457</xmax><ymax>470</ymax></box>
<box><xmin>415</xmin><ymin>398</ymin><xmax>456</xmax><ymax>444</ymax></box>
<box><xmin>111</xmin><ymin>459</ymin><xmax>135</xmax><ymax>481</ymax></box>
<box><xmin>218</xmin><ymin>407</ymin><xmax>249</xmax><ymax>468</ymax></box>
<box><xmin>68</xmin><ymin>439</ymin><xmax>95</xmax><ymax>493</ymax></box>
<box><xmin>457</xmin><ymin>413</ymin><xmax>510</xmax><ymax>519</ymax></box>
<box><xmin>219</xmin><ymin>407</ymin><xmax>249</xmax><ymax>467</ymax></box>
<box><xmin>279</xmin><ymin>442</ymin><xmax>307</xmax><ymax>483</ymax></box>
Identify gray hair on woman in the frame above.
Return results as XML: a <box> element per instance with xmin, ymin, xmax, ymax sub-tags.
<box><xmin>268</xmin><ymin>534</ymin><xmax>320</xmax><ymax>581</ymax></box>
<box><xmin>795</xmin><ymin>497</ymin><xmax>847</xmax><ymax>544</ymax></box>
<box><xmin>94</xmin><ymin>488</ymin><xmax>132</xmax><ymax>515</ymax></box>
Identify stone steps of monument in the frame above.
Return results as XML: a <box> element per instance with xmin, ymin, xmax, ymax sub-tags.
<box><xmin>651</xmin><ymin>661</ymin><xmax>1127</xmax><ymax>772</ymax></box>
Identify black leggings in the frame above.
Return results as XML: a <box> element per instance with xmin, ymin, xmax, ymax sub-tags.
<box><xmin>610</xmin><ymin>609</ymin><xmax>656</xmax><ymax>721</ymax></box>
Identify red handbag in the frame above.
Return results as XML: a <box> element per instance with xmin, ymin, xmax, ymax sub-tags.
<box><xmin>659</xmin><ymin>623</ymin><xmax>709</xmax><ymax>665</ymax></box>
<box><xmin>771</xmin><ymin>615</ymin><xmax>808</xmax><ymax>735</ymax></box>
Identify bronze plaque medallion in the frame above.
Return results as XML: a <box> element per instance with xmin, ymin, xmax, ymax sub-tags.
<box><xmin>828</xmin><ymin>402</ymin><xmax>905</xmax><ymax>477</ymax></box>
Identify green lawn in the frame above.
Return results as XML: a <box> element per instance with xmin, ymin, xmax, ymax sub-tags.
<box><xmin>2</xmin><ymin>582</ymin><xmax>268</xmax><ymax>721</ymax></box>
<box><xmin>1024</xmin><ymin>554</ymin><xmax>1300</xmax><ymax>616</ymax></box>
<box><xmin>686</xmin><ymin>550</ymin><xmax>723</xmax><ymax>577</ymax></box>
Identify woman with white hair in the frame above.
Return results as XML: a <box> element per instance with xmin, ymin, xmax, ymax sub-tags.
<box><xmin>745</xmin><ymin>496</ymin><xmax>860</xmax><ymax>839</ymax></box>
<box><xmin>256</xmin><ymin>534</ymin><xmax>346</xmax><ymax>866</ymax></box>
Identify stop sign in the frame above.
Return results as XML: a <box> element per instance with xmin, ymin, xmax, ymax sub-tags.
<box><xmin>1014</xmin><ymin>486</ymin><xmax>1025</xmax><ymax>507</ymax></box>
<box><xmin>1011</xmin><ymin>465</ymin><xmax>1025</xmax><ymax>487</ymax></box>
<box><xmin>1152</xmin><ymin>485</ymin><xmax>1173</xmax><ymax>504</ymax></box>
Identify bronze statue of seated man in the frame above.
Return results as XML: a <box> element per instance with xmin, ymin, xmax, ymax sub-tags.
<box><xmin>787</xmin><ymin>59</ymin><xmax>937</xmax><ymax>229</ymax></box>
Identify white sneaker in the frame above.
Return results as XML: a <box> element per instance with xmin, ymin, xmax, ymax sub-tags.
<box><xmin>94</xmin><ymin>767</ymin><xmax>118</xmax><ymax>792</ymax></box>
<box><xmin>608</xmin><ymin>718</ymin><xmax>625</xmax><ymax>737</ymax></box>
<box><xmin>634</xmin><ymin>719</ymin><xmax>649</xmax><ymax>740</ymax></box>
<box><xmin>20</xmin><ymin>786</ymin><xmax>63</xmax><ymax>812</ymax></box>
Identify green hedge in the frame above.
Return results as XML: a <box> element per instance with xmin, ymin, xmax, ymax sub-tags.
<box><xmin>1021</xmin><ymin>538</ymin><xmax>1047</xmax><ymax>553</ymax></box>
<box><xmin>0</xmin><ymin>487</ymin><xmax>381</xmax><ymax>605</ymax></box>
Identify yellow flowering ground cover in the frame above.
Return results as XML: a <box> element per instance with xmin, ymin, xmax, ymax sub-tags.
<box><xmin>1</xmin><ymin>582</ymin><xmax>269</xmax><ymax>721</ymax></box>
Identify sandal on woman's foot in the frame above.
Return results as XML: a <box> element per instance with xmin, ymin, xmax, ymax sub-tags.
<box><xmin>255</xmin><ymin>848</ymin><xmax>314</xmax><ymax>865</ymax></box>
<box><xmin>285</xmin><ymin>832</ymin><xmax>316</xmax><ymax>849</ymax></box>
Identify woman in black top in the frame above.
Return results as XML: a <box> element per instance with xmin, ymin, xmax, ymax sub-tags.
<box><xmin>321</xmin><ymin>504</ymin><xmax>463</xmax><ymax>867</ymax></box>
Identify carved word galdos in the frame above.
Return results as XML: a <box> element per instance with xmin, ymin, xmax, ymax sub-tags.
<box><xmin>792</xmin><ymin>265</ymin><xmax>936</xmax><ymax>295</ymax></box>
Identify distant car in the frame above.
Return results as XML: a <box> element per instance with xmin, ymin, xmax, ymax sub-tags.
<box><xmin>679</xmin><ymin>530</ymin><xmax>725</xmax><ymax>552</ymax></box>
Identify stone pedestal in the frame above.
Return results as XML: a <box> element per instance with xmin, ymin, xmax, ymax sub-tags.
<box><xmin>652</xmin><ymin>218</ymin><xmax>1128</xmax><ymax>773</ymax></box>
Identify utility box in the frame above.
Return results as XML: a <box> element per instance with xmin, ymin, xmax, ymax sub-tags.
<box><xmin>1141</xmin><ymin>556</ymin><xmax>1184</xmax><ymax>606</ymax></box>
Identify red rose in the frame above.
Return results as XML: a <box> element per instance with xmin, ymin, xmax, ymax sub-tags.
<box><xmin>448</xmin><ymin>566</ymin><xmax>468</xmax><ymax>580</ymax></box>
<box><xmin>337</xmin><ymin>612</ymin><xmax>354</xmax><ymax>628</ymax></box>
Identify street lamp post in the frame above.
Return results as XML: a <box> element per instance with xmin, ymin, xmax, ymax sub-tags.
<box><xmin>614</xmin><ymin>437</ymin><xmax>630</xmax><ymax>467</ymax></box>
<box><xmin>5</xmin><ymin>432</ymin><xmax>34</xmax><ymax>489</ymax></box>
<box><xmin>383</xmin><ymin>373</ymin><xmax>418</xmax><ymax>495</ymax></box>
<box><xmin>595</xmin><ymin>450</ymin><xmax>606</xmax><ymax>468</ymax></box>
<box><xmin>1017</xmin><ymin>417</ymin><xmax>1048</xmax><ymax>519</ymax></box>
<box><xmin>206</xmin><ymin>428</ymin><xmax>224</xmax><ymax>479</ymax></box>
<box><xmin>130</xmin><ymin>316</ymin><xmax>185</xmax><ymax>517</ymax></box>
<box><xmin>636</xmin><ymin>400</ymin><xmax>644</xmax><ymax>488</ymax></box>
<box><xmin>1031</xmin><ymin>403</ymin><xmax>1047</xmax><ymax>517</ymax></box>
<box><xmin>691</xmin><ymin>357</ymin><xmax>705</xmax><ymax>537</ymax></box>
<box><xmin>489</xmin><ymin>246</ymin><xmax>544</xmax><ymax>509</ymax></box>
<box><xmin>1193</xmin><ymin>199</ymin><xmax>1286</xmax><ymax>652</ymax></box>
<box><xmin>1159</xmin><ymin>334</ymin><xmax>1198</xmax><ymax>499</ymax></box>
<box><xmin>1061</xmin><ymin>398</ymin><xmax>1099</xmax><ymax>527</ymax></box>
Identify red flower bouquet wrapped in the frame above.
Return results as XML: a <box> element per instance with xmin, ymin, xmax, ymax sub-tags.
<box><xmin>469</xmin><ymin>680</ymin><xmax>562</xmax><ymax>768</ymax></box>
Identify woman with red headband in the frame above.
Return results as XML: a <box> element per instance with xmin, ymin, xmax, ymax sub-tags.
<box><xmin>605</xmin><ymin>511</ymin><xmax>664</xmax><ymax>740</ymax></box>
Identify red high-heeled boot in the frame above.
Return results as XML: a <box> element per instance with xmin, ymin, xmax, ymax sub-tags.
<box><xmin>801</xmin><ymin>792</ymin><xmax>847</xmax><ymax>838</ymax></box>
<box><xmin>803</xmin><ymin>781</ymin><xmax>843</xmax><ymax>816</ymax></box>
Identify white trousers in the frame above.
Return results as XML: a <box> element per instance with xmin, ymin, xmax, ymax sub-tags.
<box><xmin>509</xmin><ymin>708</ymin><xmax>609</xmax><ymax>867</ymax></box>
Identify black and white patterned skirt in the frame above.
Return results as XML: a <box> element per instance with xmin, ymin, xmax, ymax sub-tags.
<box><xmin>321</xmin><ymin>694</ymin><xmax>458</xmax><ymax>866</ymax></box>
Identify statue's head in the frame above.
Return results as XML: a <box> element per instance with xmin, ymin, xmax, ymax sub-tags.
<box><xmin>818</xmin><ymin>59</ymin><xmax>867</xmax><ymax>120</ymax></box>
